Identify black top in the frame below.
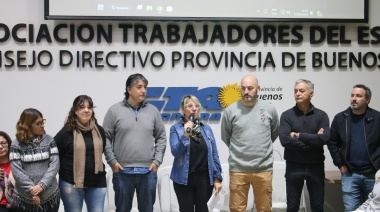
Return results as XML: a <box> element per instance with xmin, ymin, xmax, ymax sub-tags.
<box><xmin>189</xmin><ymin>136</ymin><xmax>208</xmax><ymax>174</ymax></box>
<box><xmin>279</xmin><ymin>104</ymin><xmax>330</xmax><ymax>165</ymax></box>
<box><xmin>54</xmin><ymin>125</ymin><xmax>107</xmax><ymax>187</ymax></box>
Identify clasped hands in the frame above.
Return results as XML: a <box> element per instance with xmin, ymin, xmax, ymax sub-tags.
<box><xmin>29</xmin><ymin>184</ymin><xmax>44</xmax><ymax>205</ymax></box>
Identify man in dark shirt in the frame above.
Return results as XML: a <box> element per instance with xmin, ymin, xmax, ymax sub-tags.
<box><xmin>328</xmin><ymin>84</ymin><xmax>380</xmax><ymax>212</ymax></box>
<box><xmin>279</xmin><ymin>79</ymin><xmax>330</xmax><ymax>212</ymax></box>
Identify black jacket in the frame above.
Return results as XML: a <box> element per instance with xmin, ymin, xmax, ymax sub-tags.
<box><xmin>328</xmin><ymin>107</ymin><xmax>380</xmax><ymax>171</ymax></box>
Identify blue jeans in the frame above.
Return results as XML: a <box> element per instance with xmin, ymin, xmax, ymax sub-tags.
<box><xmin>112</xmin><ymin>171</ymin><xmax>157</xmax><ymax>212</ymax></box>
<box><xmin>59</xmin><ymin>178</ymin><xmax>106</xmax><ymax>212</ymax></box>
<box><xmin>341</xmin><ymin>172</ymin><xmax>375</xmax><ymax>212</ymax></box>
<box><xmin>285</xmin><ymin>162</ymin><xmax>325</xmax><ymax>212</ymax></box>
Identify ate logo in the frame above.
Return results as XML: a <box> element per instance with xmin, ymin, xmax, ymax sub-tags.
<box><xmin>146</xmin><ymin>87</ymin><xmax>222</xmax><ymax>121</ymax></box>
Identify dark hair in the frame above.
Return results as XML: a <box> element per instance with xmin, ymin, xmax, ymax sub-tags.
<box><xmin>124</xmin><ymin>74</ymin><xmax>148</xmax><ymax>99</ymax></box>
<box><xmin>65</xmin><ymin>95</ymin><xmax>97</xmax><ymax>131</ymax></box>
<box><xmin>0</xmin><ymin>131</ymin><xmax>12</xmax><ymax>154</ymax></box>
<box><xmin>353</xmin><ymin>84</ymin><xmax>372</xmax><ymax>99</ymax></box>
<box><xmin>16</xmin><ymin>108</ymin><xmax>43</xmax><ymax>142</ymax></box>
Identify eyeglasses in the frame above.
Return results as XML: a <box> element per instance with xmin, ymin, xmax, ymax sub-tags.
<box><xmin>186</xmin><ymin>104</ymin><xmax>201</xmax><ymax>109</ymax></box>
<box><xmin>33</xmin><ymin>119</ymin><xmax>46</xmax><ymax>127</ymax></box>
<box><xmin>0</xmin><ymin>142</ymin><xmax>8</xmax><ymax>147</ymax></box>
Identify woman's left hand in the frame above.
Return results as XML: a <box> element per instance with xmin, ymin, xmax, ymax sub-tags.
<box><xmin>213</xmin><ymin>178</ymin><xmax>222</xmax><ymax>194</ymax></box>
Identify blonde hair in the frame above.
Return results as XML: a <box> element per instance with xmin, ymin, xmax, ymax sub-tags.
<box><xmin>180</xmin><ymin>95</ymin><xmax>203</xmax><ymax>111</ymax></box>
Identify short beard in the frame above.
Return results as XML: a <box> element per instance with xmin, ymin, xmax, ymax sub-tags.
<box><xmin>351</xmin><ymin>105</ymin><xmax>359</xmax><ymax>111</ymax></box>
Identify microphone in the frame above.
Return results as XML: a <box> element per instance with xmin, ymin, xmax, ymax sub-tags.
<box><xmin>186</xmin><ymin>113</ymin><xmax>194</xmax><ymax>133</ymax></box>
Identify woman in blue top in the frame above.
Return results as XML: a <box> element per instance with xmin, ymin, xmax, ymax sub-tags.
<box><xmin>170</xmin><ymin>94</ymin><xmax>223</xmax><ymax>212</ymax></box>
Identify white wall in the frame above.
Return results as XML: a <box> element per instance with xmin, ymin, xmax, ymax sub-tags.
<box><xmin>1</xmin><ymin>1</ymin><xmax>380</xmax><ymax>210</ymax></box>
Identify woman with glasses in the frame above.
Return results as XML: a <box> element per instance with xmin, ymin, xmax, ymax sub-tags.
<box><xmin>10</xmin><ymin>108</ymin><xmax>60</xmax><ymax>212</ymax></box>
<box><xmin>169</xmin><ymin>95</ymin><xmax>223</xmax><ymax>212</ymax></box>
<box><xmin>0</xmin><ymin>131</ymin><xmax>18</xmax><ymax>212</ymax></box>
<box><xmin>54</xmin><ymin>95</ymin><xmax>107</xmax><ymax>212</ymax></box>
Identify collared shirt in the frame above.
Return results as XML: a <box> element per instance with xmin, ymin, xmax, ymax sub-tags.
<box><xmin>125</xmin><ymin>100</ymin><xmax>141</xmax><ymax>116</ymax></box>
<box><xmin>121</xmin><ymin>167</ymin><xmax>149</xmax><ymax>174</ymax></box>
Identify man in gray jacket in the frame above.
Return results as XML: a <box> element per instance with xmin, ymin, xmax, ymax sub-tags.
<box><xmin>103</xmin><ymin>73</ymin><xmax>167</xmax><ymax>212</ymax></box>
<box><xmin>221</xmin><ymin>75</ymin><xmax>279</xmax><ymax>212</ymax></box>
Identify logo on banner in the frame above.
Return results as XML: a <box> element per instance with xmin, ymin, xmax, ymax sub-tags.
<box><xmin>146</xmin><ymin>83</ymin><xmax>242</xmax><ymax>121</ymax></box>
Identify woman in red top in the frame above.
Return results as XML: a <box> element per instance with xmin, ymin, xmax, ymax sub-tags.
<box><xmin>0</xmin><ymin>131</ymin><xmax>17</xmax><ymax>212</ymax></box>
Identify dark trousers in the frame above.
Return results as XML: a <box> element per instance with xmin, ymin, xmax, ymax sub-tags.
<box><xmin>285</xmin><ymin>162</ymin><xmax>325</xmax><ymax>212</ymax></box>
<box><xmin>173</xmin><ymin>171</ymin><xmax>213</xmax><ymax>212</ymax></box>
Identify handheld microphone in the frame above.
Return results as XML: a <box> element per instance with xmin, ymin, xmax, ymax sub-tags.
<box><xmin>186</xmin><ymin>113</ymin><xmax>194</xmax><ymax>133</ymax></box>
